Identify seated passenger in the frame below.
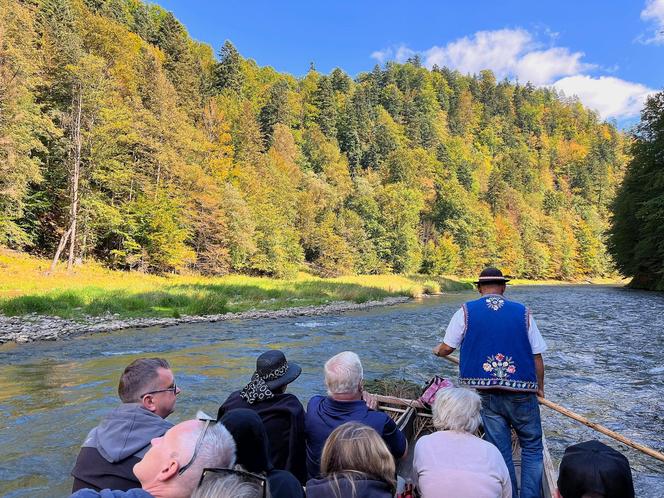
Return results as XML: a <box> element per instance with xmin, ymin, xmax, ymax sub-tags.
<box><xmin>413</xmin><ymin>387</ymin><xmax>511</xmax><ymax>498</ymax></box>
<box><xmin>70</xmin><ymin>416</ymin><xmax>236</xmax><ymax>498</ymax></box>
<box><xmin>71</xmin><ymin>358</ymin><xmax>178</xmax><ymax>492</ymax></box>
<box><xmin>217</xmin><ymin>350</ymin><xmax>306</xmax><ymax>483</ymax></box>
<box><xmin>220</xmin><ymin>409</ymin><xmax>304</xmax><ymax>498</ymax></box>
<box><xmin>556</xmin><ymin>440</ymin><xmax>634</xmax><ymax>498</ymax></box>
<box><xmin>306</xmin><ymin>422</ymin><xmax>396</xmax><ymax>498</ymax></box>
<box><xmin>192</xmin><ymin>470</ymin><xmax>264</xmax><ymax>498</ymax></box>
<box><xmin>304</xmin><ymin>351</ymin><xmax>407</xmax><ymax>479</ymax></box>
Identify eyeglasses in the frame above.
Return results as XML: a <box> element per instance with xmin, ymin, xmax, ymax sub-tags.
<box><xmin>178</xmin><ymin>415</ymin><xmax>215</xmax><ymax>476</ymax></box>
<box><xmin>140</xmin><ymin>383</ymin><xmax>179</xmax><ymax>398</ymax></box>
<box><xmin>197</xmin><ymin>467</ymin><xmax>267</xmax><ymax>498</ymax></box>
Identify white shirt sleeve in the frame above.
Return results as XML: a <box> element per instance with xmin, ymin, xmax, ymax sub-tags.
<box><xmin>528</xmin><ymin>314</ymin><xmax>547</xmax><ymax>354</ymax></box>
<box><xmin>442</xmin><ymin>308</ymin><xmax>466</xmax><ymax>348</ymax></box>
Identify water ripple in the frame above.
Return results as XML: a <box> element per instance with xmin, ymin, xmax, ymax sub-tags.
<box><xmin>0</xmin><ymin>286</ymin><xmax>662</xmax><ymax>497</ymax></box>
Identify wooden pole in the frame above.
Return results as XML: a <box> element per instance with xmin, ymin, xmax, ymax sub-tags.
<box><xmin>439</xmin><ymin>354</ymin><xmax>664</xmax><ymax>464</ymax></box>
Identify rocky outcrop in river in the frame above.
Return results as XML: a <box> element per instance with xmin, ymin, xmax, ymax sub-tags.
<box><xmin>0</xmin><ymin>297</ymin><xmax>410</xmax><ymax>344</ymax></box>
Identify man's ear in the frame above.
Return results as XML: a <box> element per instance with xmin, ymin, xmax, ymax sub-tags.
<box><xmin>157</xmin><ymin>458</ymin><xmax>179</xmax><ymax>482</ymax></box>
<box><xmin>554</xmin><ymin>489</ymin><xmax>562</xmax><ymax>498</ymax></box>
<box><xmin>141</xmin><ymin>395</ymin><xmax>157</xmax><ymax>413</ymax></box>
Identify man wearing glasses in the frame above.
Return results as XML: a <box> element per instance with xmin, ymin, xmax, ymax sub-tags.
<box><xmin>71</xmin><ymin>358</ymin><xmax>181</xmax><ymax>493</ymax></box>
<box><xmin>71</xmin><ymin>416</ymin><xmax>237</xmax><ymax>498</ymax></box>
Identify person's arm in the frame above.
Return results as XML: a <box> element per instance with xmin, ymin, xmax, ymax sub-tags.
<box><xmin>432</xmin><ymin>342</ymin><xmax>455</xmax><ymax>357</ymax></box>
<box><xmin>383</xmin><ymin>416</ymin><xmax>408</xmax><ymax>459</ymax></box>
<box><xmin>433</xmin><ymin>308</ymin><xmax>465</xmax><ymax>357</ymax></box>
<box><xmin>534</xmin><ymin>353</ymin><xmax>544</xmax><ymax>398</ymax></box>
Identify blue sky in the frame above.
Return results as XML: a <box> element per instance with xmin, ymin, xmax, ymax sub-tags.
<box><xmin>153</xmin><ymin>0</ymin><xmax>664</xmax><ymax>125</ymax></box>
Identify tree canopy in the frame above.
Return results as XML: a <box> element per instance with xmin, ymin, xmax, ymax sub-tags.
<box><xmin>1</xmin><ymin>0</ymin><xmax>629</xmax><ymax>279</ymax></box>
<box><xmin>608</xmin><ymin>90</ymin><xmax>664</xmax><ymax>290</ymax></box>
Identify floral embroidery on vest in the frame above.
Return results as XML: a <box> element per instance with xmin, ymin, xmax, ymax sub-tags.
<box><xmin>482</xmin><ymin>353</ymin><xmax>516</xmax><ymax>379</ymax></box>
<box><xmin>485</xmin><ymin>296</ymin><xmax>504</xmax><ymax>311</ymax></box>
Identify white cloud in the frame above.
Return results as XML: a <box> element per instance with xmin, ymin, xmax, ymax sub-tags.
<box><xmin>370</xmin><ymin>48</ymin><xmax>391</xmax><ymax>64</ymax></box>
<box><xmin>641</xmin><ymin>0</ymin><xmax>664</xmax><ymax>44</ymax></box>
<box><xmin>553</xmin><ymin>76</ymin><xmax>656</xmax><ymax>120</ymax></box>
<box><xmin>370</xmin><ymin>44</ymin><xmax>416</xmax><ymax>64</ymax></box>
<box><xmin>370</xmin><ymin>28</ymin><xmax>654</xmax><ymax>120</ymax></box>
<box><xmin>515</xmin><ymin>48</ymin><xmax>589</xmax><ymax>86</ymax></box>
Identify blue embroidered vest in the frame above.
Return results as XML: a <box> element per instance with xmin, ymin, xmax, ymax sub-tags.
<box><xmin>458</xmin><ymin>294</ymin><xmax>537</xmax><ymax>392</ymax></box>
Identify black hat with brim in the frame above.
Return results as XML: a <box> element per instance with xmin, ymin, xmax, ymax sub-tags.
<box><xmin>473</xmin><ymin>267</ymin><xmax>511</xmax><ymax>285</ymax></box>
<box><xmin>255</xmin><ymin>350</ymin><xmax>302</xmax><ymax>390</ymax></box>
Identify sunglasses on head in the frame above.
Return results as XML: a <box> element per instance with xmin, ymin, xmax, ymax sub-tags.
<box><xmin>197</xmin><ymin>467</ymin><xmax>267</xmax><ymax>498</ymax></box>
<box><xmin>178</xmin><ymin>413</ymin><xmax>216</xmax><ymax>476</ymax></box>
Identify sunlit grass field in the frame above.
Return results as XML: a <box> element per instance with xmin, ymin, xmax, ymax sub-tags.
<box><xmin>0</xmin><ymin>250</ymin><xmax>471</xmax><ymax>319</ymax></box>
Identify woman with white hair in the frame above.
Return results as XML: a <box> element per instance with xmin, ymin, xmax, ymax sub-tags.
<box><xmin>412</xmin><ymin>387</ymin><xmax>512</xmax><ymax>498</ymax></box>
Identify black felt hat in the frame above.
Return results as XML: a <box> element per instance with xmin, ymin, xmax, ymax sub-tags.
<box><xmin>557</xmin><ymin>440</ymin><xmax>634</xmax><ymax>498</ymax></box>
<box><xmin>473</xmin><ymin>267</ymin><xmax>511</xmax><ymax>285</ymax></box>
<box><xmin>254</xmin><ymin>350</ymin><xmax>301</xmax><ymax>390</ymax></box>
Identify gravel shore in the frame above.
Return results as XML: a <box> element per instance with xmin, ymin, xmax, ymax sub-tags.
<box><xmin>0</xmin><ymin>296</ymin><xmax>411</xmax><ymax>344</ymax></box>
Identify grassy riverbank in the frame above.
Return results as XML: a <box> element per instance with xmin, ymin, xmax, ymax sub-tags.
<box><xmin>0</xmin><ymin>250</ymin><xmax>470</xmax><ymax>319</ymax></box>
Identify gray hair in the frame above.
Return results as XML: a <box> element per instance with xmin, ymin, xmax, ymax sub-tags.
<box><xmin>179</xmin><ymin>420</ymin><xmax>237</xmax><ymax>491</ymax></box>
<box><xmin>191</xmin><ymin>472</ymin><xmax>267</xmax><ymax>498</ymax></box>
<box><xmin>431</xmin><ymin>387</ymin><xmax>482</xmax><ymax>433</ymax></box>
<box><xmin>325</xmin><ymin>351</ymin><xmax>363</xmax><ymax>396</ymax></box>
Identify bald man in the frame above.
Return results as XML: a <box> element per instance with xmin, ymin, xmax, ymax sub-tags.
<box><xmin>70</xmin><ymin>417</ymin><xmax>236</xmax><ymax>498</ymax></box>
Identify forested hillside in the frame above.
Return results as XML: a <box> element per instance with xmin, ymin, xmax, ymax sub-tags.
<box><xmin>1</xmin><ymin>0</ymin><xmax>628</xmax><ymax>279</ymax></box>
<box><xmin>609</xmin><ymin>89</ymin><xmax>664</xmax><ymax>291</ymax></box>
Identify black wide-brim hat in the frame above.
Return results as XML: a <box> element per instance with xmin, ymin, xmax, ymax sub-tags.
<box><xmin>473</xmin><ymin>267</ymin><xmax>511</xmax><ymax>285</ymax></box>
<box><xmin>255</xmin><ymin>350</ymin><xmax>302</xmax><ymax>390</ymax></box>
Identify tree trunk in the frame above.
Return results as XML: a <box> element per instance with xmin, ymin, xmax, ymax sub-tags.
<box><xmin>67</xmin><ymin>84</ymin><xmax>83</xmax><ymax>272</ymax></box>
<box><xmin>49</xmin><ymin>226</ymin><xmax>72</xmax><ymax>273</ymax></box>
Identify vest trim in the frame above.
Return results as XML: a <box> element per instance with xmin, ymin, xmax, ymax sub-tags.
<box><xmin>458</xmin><ymin>377</ymin><xmax>538</xmax><ymax>391</ymax></box>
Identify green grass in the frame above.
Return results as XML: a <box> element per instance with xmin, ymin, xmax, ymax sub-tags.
<box><xmin>0</xmin><ymin>249</ymin><xmax>471</xmax><ymax>319</ymax></box>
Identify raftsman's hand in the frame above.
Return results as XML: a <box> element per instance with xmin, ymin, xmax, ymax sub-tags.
<box><xmin>433</xmin><ymin>342</ymin><xmax>455</xmax><ymax>357</ymax></box>
<box><xmin>537</xmin><ymin>386</ymin><xmax>545</xmax><ymax>398</ymax></box>
<box><xmin>362</xmin><ymin>390</ymin><xmax>378</xmax><ymax>410</ymax></box>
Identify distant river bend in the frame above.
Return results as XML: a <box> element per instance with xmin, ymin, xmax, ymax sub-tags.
<box><xmin>0</xmin><ymin>286</ymin><xmax>662</xmax><ymax>497</ymax></box>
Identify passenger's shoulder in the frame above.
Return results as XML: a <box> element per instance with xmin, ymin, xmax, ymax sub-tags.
<box><xmin>70</xmin><ymin>489</ymin><xmax>153</xmax><ymax>498</ymax></box>
<box><xmin>306</xmin><ymin>394</ymin><xmax>325</xmax><ymax>408</ymax></box>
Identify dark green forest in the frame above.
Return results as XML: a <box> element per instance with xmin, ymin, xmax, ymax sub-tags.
<box><xmin>1</xmin><ymin>0</ymin><xmax>629</xmax><ymax>279</ymax></box>
<box><xmin>609</xmin><ymin>89</ymin><xmax>664</xmax><ymax>291</ymax></box>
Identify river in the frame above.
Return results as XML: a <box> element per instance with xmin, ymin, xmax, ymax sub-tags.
<box><xmin>0</xmin><ymin>285</ymin><xmax>662</xmax><ymax>497</ymax></box>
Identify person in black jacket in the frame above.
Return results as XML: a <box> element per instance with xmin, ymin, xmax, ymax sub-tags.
<box><xmin>71</xmin><ymin>358</ymin><xmax>179</xmax><ymax>492</ymax></box>
<box><xmin>217</xmin><ymin>350</ymin><xmax>306</xmax><ymax>484</ymax></box>
<box><xmin>220</xmin><ymin>409</ymin><xmax>304</xmax><ymax>498</ymax></box>
<box><xmin>306</xmin><ymin>422</ymin><xmax>396</xmax><ymax>498</ymax></box>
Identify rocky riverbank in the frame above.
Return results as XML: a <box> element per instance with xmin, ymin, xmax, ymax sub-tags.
<box><xmin>0</xmin><ymin>296</ymin><xmax>411</xmax><ymax>344</ymax></box>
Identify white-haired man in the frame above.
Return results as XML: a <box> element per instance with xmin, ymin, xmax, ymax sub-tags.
<box><xmin>304</xmin><ymin>351</ymin><xmax>407</xmax><ymax>479</ymax></box>
<box><xmin>70</xmin><ymin>417</ymin><xmax>236</xmax><ymax>498</ymax></box>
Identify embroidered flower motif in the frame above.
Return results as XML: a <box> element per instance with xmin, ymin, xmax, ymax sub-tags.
<box><xmin>485</xmin><ymin>296</ymin><xmax>504</xmax><ymax>311</ymax></box>
<box><xmin>482</xmin><ymin>353</ymin><xmax>516</xmax><ymax>379</ymax></box>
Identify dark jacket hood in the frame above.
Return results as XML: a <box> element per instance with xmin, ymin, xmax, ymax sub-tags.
<box><xmin>312</xmin><ymin>398</ymin><xmax>368</xmax><ymax>428</ymax></box>
<box><xmin>305</xmin><ymin>475</ymin><xmax>393</xmax><ymax>498</ymax></box>
<box><xmin>83</xmin><ymin>403</ymin><xmax>172</xmax><ymax>463</ymax></box>
<box><xmin>220</xmin><ymin>408</ymin><xmax>273</xmax><ymax>473</ymax></box>
<box><xmin>70</xmin><ymin>487</ymin><xmax>154</xmax><ymax>498</ymax></box>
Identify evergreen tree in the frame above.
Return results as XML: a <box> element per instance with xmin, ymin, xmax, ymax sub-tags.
<box><xmin>213</xmin><ymin>40</ymin><xmax>244</xmax><ymax>95</ymax></box>
<box><xmin>609</xmin><ymin>90</ymin><xmax>664</xmax><ymax>290</ymax></box>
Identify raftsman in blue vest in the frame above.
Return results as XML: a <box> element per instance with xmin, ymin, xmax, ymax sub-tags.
<box><xmin>459</xmin><ymin>294</ymin><xmax>537</xmax><ymax>392</ymax></box>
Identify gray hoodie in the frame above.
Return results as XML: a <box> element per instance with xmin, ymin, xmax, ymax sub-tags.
<box><xmin>83</xmin><ymin>403</ymin><xmax>172</xmax><ymax>461</ymax></box>
<box><xmin>71</xmin><ymin>404</ymin><xmax>172</xmax><ymax>492</ymax></box>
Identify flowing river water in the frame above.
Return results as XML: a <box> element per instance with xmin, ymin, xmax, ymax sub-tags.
<box><xmin>0</xmin><ymin>285</ymin><xmax>662</xmax><ymax>497</ymax></box>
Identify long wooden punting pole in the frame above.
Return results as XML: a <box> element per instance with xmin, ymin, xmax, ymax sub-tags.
<box><xmin>440</xmin><ymin>354</ymin><xmax>664</xmax><ymax>464</ymax></box>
